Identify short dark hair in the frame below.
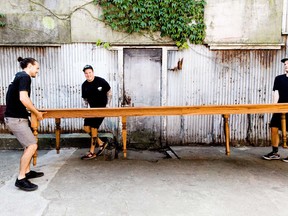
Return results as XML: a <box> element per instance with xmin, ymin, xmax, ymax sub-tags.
<box><xmin>83</xmin><ymin>65</ymin><xmax>93</xmax><ymax>72</ymax></box>
<box><xmin>281</xmin><ymin>58</ymin><xmax>288</xmax><ymax>63</ymax></box>
<box><xmin>18</xmin><ymin>57</ymin><xmax>37</xmax><ymax>69</ymax></box>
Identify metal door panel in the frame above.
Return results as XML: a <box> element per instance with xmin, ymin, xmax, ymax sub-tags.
<box><xmin>123</xmin><ymin>48</ymin><xmax>162</xmax><ymax>147</ymax></box>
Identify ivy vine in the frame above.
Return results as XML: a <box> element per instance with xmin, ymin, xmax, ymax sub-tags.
<box><xmin>0</xmin><ymin>13</ymin><xmax>6</xmax><ymax>27</ymax></box>
<box><xmin>96</xmin><ymin>39</ymin><xmax>111</xmax><ymax>49</ymax></box>
<box><xmin>94</xmin><ymin>0</ymin><xmax>206</xmax><ymax>49</ymax></box>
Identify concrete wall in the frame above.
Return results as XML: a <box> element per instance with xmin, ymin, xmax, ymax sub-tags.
<box><xmin>204</xmin><ymin>0</ymin><xmax>284</xmax><ymax>49</ymax></box>
<box><xmin>0</xmin><ymin>0</ymin><xmax>71</xmax><ymax>44</ymax></box>
<box><xmin>0</xmin><ymin>0</ymin><xmax>172</xmax><ymax>45</ymax></box>
<box><xmin>0</xmin><ymin>0</ymin><xmax>284</xmax><ymax>47</ymax></box>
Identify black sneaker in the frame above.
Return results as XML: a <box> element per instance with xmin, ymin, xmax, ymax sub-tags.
<box><xmin>262</xmin><ymin>151</ymin><xmax>280</xmax><ymax>160</ymax></box>
<box><xmin>25</xmin><ymin>170</ymin><xmax>44</xmax><ymax>179</ymax></box>
<box><xmin>282</xmin><ymin>157</ymin><xmax>288</xmax><ymax>163</ymax></box>
<box><xmin>15</xmin><ymin>178</ymin><xmax>38</xmax><ymax>191</ymax></box>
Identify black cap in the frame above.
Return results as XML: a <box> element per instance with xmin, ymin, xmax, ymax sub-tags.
<box><xmin>83</xmin><ymin>65</ymin><xmax>93</xmax><ymax>72</ymax></box>
<box><xmin>281</xmin><ymin>58</ymin><xmax>288</xmax><ymax>63</ymax></box>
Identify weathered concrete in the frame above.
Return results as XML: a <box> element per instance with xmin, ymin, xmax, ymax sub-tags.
<box><xmin>1</xmin><ymin>146</ymin><xmax>288</xmax><ymax>216</ymax></box>
<box><xmin>0</xmin><ymin>0</ymin><xmax>283</xmax><ymax>46</ymax></box>
<box><xmin>204</xmin><ymin>0</ymin><xmax>283</xmax><ymax>47</ymax></box>
<box><xmin>0</xmin><ymin>134</ymin><xmax>91</xmax><ymax>150</ymax></box>
<box><xmin>0</xmin><ymin>0</ymin><xmax>172</xmax><ymax>45</ymax></box>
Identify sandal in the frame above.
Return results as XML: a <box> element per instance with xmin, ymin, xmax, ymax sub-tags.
<box><xmin>81</xmin><ymin>152</ymin><xmax>96</xmax><ymax>160</ymax></box>
<box><xmin>96</xmin><ymin>143</ymin><xmax>108</xmax><ymax>156</ymax></box>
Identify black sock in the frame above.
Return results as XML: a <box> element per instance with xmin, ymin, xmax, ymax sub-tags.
<box><xmin>272</xmin><ymin>146</ymin><xmax>278</xmax><ymax>153</ymax></box>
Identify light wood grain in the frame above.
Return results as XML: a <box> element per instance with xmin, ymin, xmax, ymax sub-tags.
<box><xmin>38</xmin><ymin>103</ymin><xmax>288</xmax><ymax>118</ymax></box>
<box><xmin>30</xmin><ymin>103</ymin><xmax>288</xmax><ymax>165</ymax></box>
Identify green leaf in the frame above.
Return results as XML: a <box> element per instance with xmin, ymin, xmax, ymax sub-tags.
<box><xmin>96</xmin><ymin>39</ymin><xmax>102</xmax><ymax>46</ymax></box>
<box><xmin>103</xmin><ymin>42</ymin><xmax>110</xmax><ymax>49</ymax></box>
<box><xmin>97</xmin><ymin>0</ymin><xmax>206</xmax><ymax>48</ymax></box>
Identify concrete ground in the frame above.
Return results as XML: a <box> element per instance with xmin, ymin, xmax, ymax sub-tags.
<box><xmin>1</xmin><ymin>146</ymin><xmax>288</xmax><ymax>216</ymax></box>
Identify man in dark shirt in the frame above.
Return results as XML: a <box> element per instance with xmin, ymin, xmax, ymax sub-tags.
<box><xmin>4</xmin><ymin>57</ymin><xmax>46</xmax><ymax>191</ymax></box>
<box><xmin>80</xmin><ymin>65</ymin><xmax>112</xmax><ymax>160</ymax></box>
<box><xmin>263</xmin><ymin>57</ymin><xmax>288</xmax><ymax>162</ymax></box>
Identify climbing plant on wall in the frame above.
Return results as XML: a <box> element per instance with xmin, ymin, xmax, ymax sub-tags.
<box><xmin>0</xmin><ymin>13</ymin><xmax>6</xmax><ymax>27</ymax></box>
<box><xmin>94</xmin><ymin>0</ymin><xmax>206</xmax><ymax>49</ymax></box>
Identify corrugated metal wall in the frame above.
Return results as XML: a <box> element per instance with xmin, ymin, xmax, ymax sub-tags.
<box><xmin>0</xmin><ymin>43</ymin><xmax>287</xmax><ymax>146</ymax></box>
<box><xmin>0</xmin><ymin>44</ymin><xmax>118</xmax><ymax>134</ymax></box>
<box><xmin>166</xmin><ymin>45</ymin><xmax>286</xmax><ymax>145</ymax></box>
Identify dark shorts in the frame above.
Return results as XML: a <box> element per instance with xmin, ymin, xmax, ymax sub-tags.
<box><xmin>270</xmin><ymin>113</ymin><xmax>288</xmax><ymax>130</ymax></box>
<box><xmin>4</xmin><ymin>117</ymin><xmax>37</xmax><ymax>148</ymax></box>
<box><xmin>84</xmin><ymin>117</ymin><xmax>104</xmax><ymax>129</ymax></box>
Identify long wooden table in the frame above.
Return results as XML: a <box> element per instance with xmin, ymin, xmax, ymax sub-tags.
<box><xmin>30</xmin><ymin>104</ymin><xmax>288</xmax><ymax>165</ymax></box>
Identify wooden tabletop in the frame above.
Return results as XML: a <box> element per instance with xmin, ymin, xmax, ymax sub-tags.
<box><xmin>38</xmin><ymin>103</ymin><xmax>288</xmax><ymax>119</ymax></box>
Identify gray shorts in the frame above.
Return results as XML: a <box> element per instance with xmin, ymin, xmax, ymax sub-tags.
<box><xmin>4</xmin><ymin>117</ymin><xmax>37</xmax><ymax>148</ymax></box>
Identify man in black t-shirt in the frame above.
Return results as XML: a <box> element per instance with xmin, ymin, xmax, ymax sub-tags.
<box><xmin>4</xmin><ymin>57</ymin><xmax>46</xmax><ymax>191</ymax></box>
<box><xmin>80</xmin><ymin>65</ymin><xmax>112</xmax><ymax>160</ymax></box>
<box><xmin>263</xmin><ymin>57</ymin><xmax>288</xmax><ymax>162</ymax></box>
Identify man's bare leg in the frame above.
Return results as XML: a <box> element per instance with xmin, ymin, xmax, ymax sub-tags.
<box><xmin>84</xmin><ymin>126</ymin><xmax>104</xmax><ymax>151</ymax></box>
<box><xmin>18</xmin><ymin>144</ymin><xmax>37</xmax><ymax>180</ymax></box>
<box><xmin>81</xmin><ymin>126</ymin><xmax>106</xmax><ymax>159</ymax></box>
<box><xmin>15</xmin><ymin>143</ymin><xmax>39</xmax><ymax>191</ymax></box>
<box><xmin>271</xmin><ymin>127</ymin><xmax>280</xmax><ymax>148</ymax></box>
<box><xmin>90</xmin><ymin>127</ymin><xmax>97</xmax><ymax>153</ymax></box>
<box><xmin>263</xmin><ymin>127</ymin><xmax>281</xmax><ymax>160</ymax></box>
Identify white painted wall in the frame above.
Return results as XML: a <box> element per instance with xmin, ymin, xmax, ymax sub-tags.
<box><xmin>204</xmin><ymin>0</ymin><xmax>283</xmax><ymax>49</ymax></box>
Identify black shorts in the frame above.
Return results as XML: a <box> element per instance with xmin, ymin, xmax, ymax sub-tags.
<box><xmin>84</xmin><ymin>117</ymin><xmax>104</xmax><ymax>129</ymax></box>
<box><xmin>270</xmin><ymin>113</ymin><xmax>288</xmax><ymax>130</ymax></box>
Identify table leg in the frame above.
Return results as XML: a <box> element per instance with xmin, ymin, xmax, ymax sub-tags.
<box><xmin>30</xmin><ymin>113</ymin><xmax>39</xmax><ymax>166</ymax></box>
<box><xmin>281</xmin><ymin>113</ymin><xmax>287</xmax><ymax>148</ymax></box>
<box><xmin>122</xmin><ymin>116</ymin><xmax>127</xmax><ymax>159</ymax></box>
<box><xmin>55</xmin><ymin>118</ymin><xmax>61</xmax><ymax>153</ymax></box>
<box><xmin>223</xmin><ymin>114</ymin><xmax>230</xmax><ymax>155</ymax></box>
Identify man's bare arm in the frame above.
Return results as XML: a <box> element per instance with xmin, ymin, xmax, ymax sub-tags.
<box><xmin>82</xmin><ymin>98</ymin><xmax>89</xmax><ymax>108</ymax></box>
<box><xmin>107</xmin><ymin>89</ymin><xmax>112</xmax><ymax>107</ymax></box>
<box><xmin>272</xmin><ymin>90</ymin><xmax>279</xmax><ymax>103</ymax></box>
<box><xmin>19</xmin><ymin>91</ymin><xmax>46</xmax><ymax>120</ymax></box>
